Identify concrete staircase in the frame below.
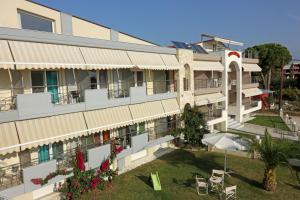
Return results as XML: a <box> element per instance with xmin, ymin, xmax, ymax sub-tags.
<box><xmin>228</xmin><ymin>117</ymin><xmax>244</xmax><ymax>130</ymax></box>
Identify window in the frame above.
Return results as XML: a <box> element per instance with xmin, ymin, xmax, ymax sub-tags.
<box><xmin>19</xmin><ymin>11</ymin><xmax>53</xmax><ymax>32</ymax></box>
<box><xmin>88</xmin><ymin>71</ymin><xmax>97</xmax><ymax>89</ymax></box>
<box><xmin>38</xmin><ymin>145</ymin><xmax>50</xmax><ymax>163</ymax></box>
<box><xmin>31</xmin><ymin>71</ymin><xmax>59</xmax><ymax>103</ymax></box>
<box><xmin>31</xmin><ymin>71</ymin><xmax>45</xmax><ymax>93</ymax></box>
<box><xmin>52</xmin><ymin>142</ymin><xmax>63</xmax><ymax>160</ymax></box>
<box><xmin>99</xmin><ymin>70</ymin><xmax>107</xmax><ymax>88</ymax></box>
<box><xmin>136</xmin><ymin>71</ymin><xmax>144</xmax><ymax>86</ymax></box>
<box><xmin>138</xmin><ymin>122</ymin><xmax>146</xmax><ymax>134</ymax></box>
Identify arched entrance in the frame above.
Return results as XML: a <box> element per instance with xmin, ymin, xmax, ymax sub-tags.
<box><xmin>228</xmin><ymin>61</ymin><xmax>239</xmax><ymax>105</ymax></box>
<box><xmin>228</xmin><ymin>61</ymin><xmax>242</xmax><ymax>121</ymax></box>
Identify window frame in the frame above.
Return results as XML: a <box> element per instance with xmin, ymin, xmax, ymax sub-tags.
<box><xmin>17</xmin><ymin>9</ymin><xmax>55</xmax><ymax>33</ymax></box>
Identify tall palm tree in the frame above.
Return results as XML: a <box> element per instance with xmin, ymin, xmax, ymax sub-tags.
<box><xmin>249</xmin><ymin>129</ymin><xmax>286</xmax><ymax>192</ymax></box>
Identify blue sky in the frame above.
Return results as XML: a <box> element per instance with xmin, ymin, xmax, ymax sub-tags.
<box><xmin>34</xmin><ymin>0</ymin><xmax>300</xmax><ymax>59</ymax></box>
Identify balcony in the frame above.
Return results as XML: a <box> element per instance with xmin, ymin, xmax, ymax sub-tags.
<box><xmin>242</xmin><ymin>100</ymin><xmax>262</xmax><ymax>115</ymax></box>
<box><xmin>204</xmin><ymin>109</ymin><xmax>223</xmax><ymax>121</ymax></box>
<box><xmin>242</xmin><ymin>76</ymin><xmax>259</xmax><ymax>89</ymax></box>
<box><xmin>194</xmin><ymin>78</ymin><xmax>222</xmax><ymax>95</ymax></box>
<box><xmin>0</xmin><ymin>80</ymin><xmax>176</xmax><ymax>114</ymax></box>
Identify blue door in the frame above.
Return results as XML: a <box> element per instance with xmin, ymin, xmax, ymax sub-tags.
<box><xmin>38</xmin><ymin>145</ymin><xmax>50</xmax><ymax>163</ymax></box>
<box><xmin>46</xmin><ymin>71</ymin><xmax>59</xmax><ymax>103</ymax></box>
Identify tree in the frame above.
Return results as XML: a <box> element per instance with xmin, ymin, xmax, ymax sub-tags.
<box><xmin>249</xmin><ymin>129</ymin><xmax>286</xmax><ymax>192</ymax></box>
<box><xmin>180</xmin><ymin>104</ymin><xmax>209</xmax><ymax>145</ymax></box>
<box><xmin>245</xmin><ymin>44</ymin><xmax>292</xmax><ymax>90</ymax></box>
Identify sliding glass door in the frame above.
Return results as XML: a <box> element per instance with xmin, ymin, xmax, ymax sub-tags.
<box><xmin>46</xmin><ymin>71</ymin><xmax>59</xmax><ymax>103</ymax></box>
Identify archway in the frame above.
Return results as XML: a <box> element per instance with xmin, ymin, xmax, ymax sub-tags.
<box><xmin>183</xmin><ymin>64</ymin><xmax>191</xmax><ymax>91</ymax></box>
<box><xmin>228</xmin><ymin>61</ymin><xmax>240</xmax><ymax>106</ymax></box>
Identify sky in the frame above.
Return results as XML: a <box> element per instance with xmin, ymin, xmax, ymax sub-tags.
<box><xmin>33</xmin><ymin>0</ymin><xmax>300</xmax><ymax>59</ymax></box>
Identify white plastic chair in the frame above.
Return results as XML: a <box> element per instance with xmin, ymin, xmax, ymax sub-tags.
<box><xmin>222</xmin><ymin>185</ymin><xmax>237</xmax><ymax>200</ymax></box>
<box><xmin>195</xmin><ymin>175</ymin><xmax>208</xmax><ymax>195</ymax></box>
<box><xmin>209</xmin><ymin>169</ymin><xmax>225</xmax><ymax>192</ymax></box>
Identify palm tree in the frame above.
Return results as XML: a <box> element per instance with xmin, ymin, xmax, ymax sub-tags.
<box><xmin>249</xmin><ymin>129</ymin><xmax>286</xmax><ymax>192</ymax></box>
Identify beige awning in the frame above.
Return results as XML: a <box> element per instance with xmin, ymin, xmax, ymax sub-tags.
<box><xmin>0</xmin><ymin>122</ymin><xmax>20</xmax><ymax>155</ymax></box>
<box><xmin>127</xmin><ymin>51</ymin><xmax>169</xmax><ymax>70</ymax></box>
<box><xmin>16</xmin><ymin>112</ymin><xmax>87</xmax><ymax>150</ymax></box>
<box><xmin>8</xmin><ymin>41</ymin><xmax>86</xmax><ymax>69</ymax></box>
<box><xmin>243</xmin><ymin>63</ymin><xmax>261</xmax><ymax>72</ymax></box>
<box><xmin>161</xmin><ymin>98</ymin><xmax>180</xmax><ymax>115</ymax></box>
<box><xmin>242</xmin><ymin>88</ymin><xmax>263</xmax><ymax>97</ymax></box>
<box><xmin>192</xmin><ymin>61</ymin><xmax>224</xmax><ymax>71</ymax></box>
<box><xmin>0</xmin><ymin>40</ymin><xmax>14</xmax><ymax>69</ymax></box>
<box><xmin>129</xmin><ymin>101</ymin><xmax>166</xmax><ymax>123</ymax></box>
<box><xmin>84</xmin><ymin>105</ymin><xmax>133</xmax><ymax>133</ymax></box>
<box><xmin>195</xmin><ymin>93</ymin><xmax>226</xmax><ymax>106</ymax></box>
<box><xmin>80</xmin><ymin>47</ymin><xmax>133</xmax><ymax>70</ymax></box>
<box><xmin>160</xmin><ymin>54</ymin><xmax>181</xmax><ymax>70</ymax></box>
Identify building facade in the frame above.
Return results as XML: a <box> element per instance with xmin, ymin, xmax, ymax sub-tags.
<box><xmin>0</xmin><ymin>1</ymin><xmax>262</xmax><ymax>199</ymax></box>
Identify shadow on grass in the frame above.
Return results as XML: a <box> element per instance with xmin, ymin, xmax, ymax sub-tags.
<box><xmin>231</xmin><ymin>173</ymin><xmax>262</xmax><ymax>188</ymax></box>
<box><xmin>136</xmin><ymin>175</ymin><xmax>153</xmax><ymax>189</ymax></box>
<box><xmin>172</xmin><ymin>177</ymin><xmax>195</xmax><ymax>188</ymax></box>
<box><xmin>284</xmin><ymin>182</ymin><xmax>300</xmax><ymax>190</ymax></box>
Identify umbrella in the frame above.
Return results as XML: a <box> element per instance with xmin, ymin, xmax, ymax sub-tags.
<box><xmin>202</xmin><ymin>133</ymin><xmax>248</xmax><ymax>173</ymax></box>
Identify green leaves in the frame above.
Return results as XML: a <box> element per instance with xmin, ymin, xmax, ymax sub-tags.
<box><xmin>180</xmin><ymin>104</ymin><xmax>209</xmax><ymax>146</ymax></box>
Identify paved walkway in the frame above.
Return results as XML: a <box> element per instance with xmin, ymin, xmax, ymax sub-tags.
<box><xmin>236</xmin><ymin>123</ymin><xmax>299</xmax><ymax>141</ymax></box>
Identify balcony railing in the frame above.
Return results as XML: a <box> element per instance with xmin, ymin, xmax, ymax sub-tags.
<box><xmin>194</xmin><ymin>78</ymin><xmax>222</xmax><ymax>90</ymax></box>
<box><xmin>243</xmin><ymin>76</ymin><xmax>260</xmax><ymax>85</ymax></box>
<box><xmin>243</xmin><ymin>101</ymin><xmax>259</xmax><ymax>110</ymax></box>
<box><xmin>151</xmin><ymin>80</ymin><xmax>176</xmax><ymax>94</ymax></box>
<box><xmin>0</xmin><ymin>80</ymin><xmax>177</xmax><ymax>112</ymax></box>
<box><xmin>204</xmin><ymin>109</ymin><xmax>223</xmax><ymax>121</ymax></box>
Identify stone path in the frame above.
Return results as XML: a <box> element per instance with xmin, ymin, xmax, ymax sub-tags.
<box><xmin>235</xmin><ymin>123</ymin><xmax>299</xmax><ymax>141</ymax></box>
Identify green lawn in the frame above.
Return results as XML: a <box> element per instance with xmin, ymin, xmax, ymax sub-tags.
<box><xmin>247</xmin><ymin>115</ymin><xmax>290</xmax><ymax>131</ymax></box>
<box><xmin>81</xmin><ymin>149</ymin><xmax>300</xmax><ymax>200</ymax></box>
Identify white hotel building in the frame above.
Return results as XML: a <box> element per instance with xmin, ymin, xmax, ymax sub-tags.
<box><xmin>0</xmin><ymin>0</ymin><xmax>262</xmax><ymax>199</ymax></box>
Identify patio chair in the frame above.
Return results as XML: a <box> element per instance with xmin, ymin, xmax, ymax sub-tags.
<box><xmin>209</xmin><ymin>169</ymin><xmax>225</xmax><ymax>192</ymax></box>
<box><xmin>222</xmin><ymin>185</ymin><xmax>237</xmax><ymax>200</ymax></box>
<box><xmin>195</xmin><ymin>175</ymin><xmax>208</xmax><ymax>195</ymax></box>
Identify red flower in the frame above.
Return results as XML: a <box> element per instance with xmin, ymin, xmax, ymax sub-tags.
<box><xmin>90</xmin><ymin>177</ymin><xmax>100</xmax><ymax>190</ymax></box>
<box><xmin>67</xmin><ymin>192</ymin><xmax>73</xmax><ymax>199</ymax></box>
<box><xmin>115</xmin><ymin>146</ymin><xmax>123</xmax><ymax>154</ymax></box>
<box><xmin>101</xmin><ymin>159</ymin><xmax>110</xmax><ymax>171</ymax></box>
<box><xmin>76</xmin><ymin>148</ymin><xmax>85</xmax><ymax>171</ymax></box>
<box><xmin>31</xmin><ymin>178</ymin><xmax>43</xmax><ymax>185</ymax></box>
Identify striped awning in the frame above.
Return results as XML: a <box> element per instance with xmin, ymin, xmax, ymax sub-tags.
<box><xmin>192</xmin><ymin>61</ymin><xmax>224</xmax><ymax>71</ymax></box>
<box><xmin>161</xmin><ymin>98</ymin><xmax>180</xmax><ymax>115</ymax></box>
<box><xmin>195</xmin><ymin>93</ymin><xmax>226</xmax><ymax>106</ymax></box>
<box><xmin>84</xmin><ymin>105</ymin><xmax>133</xmax><ymax>133</ymax></box>
<box><xmin>129</xmin><ymin>101</ymin><xmax>166</xmax><ymax>123</ymax></box>
<box><xmin>0</xmin><ymin>122</ymin><xmax>20</xmax><ymax>155</ymax></box>
<box><xmin>80</xmin><ymin>47</ymin><xmax>133</xmax><ymax>70</ymax></box>
<box><xmin>8</xmin><ymin>41</ymin><xmax>86</xmax><ymax>69</ymax></box>
<box><xmin>243</xmin><ymin>63</ymin><xmax>261</xmax><ymax>72</ymax></box>
<box><xmin>0</xmin><ymin>40</ymin><xmax>14</xmax><ymax>69</ymax></box>
<box><xmin>127</xmin><ymin>51</ymin><xmax>179</xmax><ymax>70</ymax></box>
<box><xmin>159</xmin><ymin>54</ymin><xmax>181</xmax><ymax>70</ymax></box>
<box><xmin>16</xmin><ymin>112</ymin><xmax>87</xmax><ymax>150</ymax></box>
<box><xmin>242</xmin><ymin>88</ymin><xmax>263</xmax><ymax>97</ymax></box>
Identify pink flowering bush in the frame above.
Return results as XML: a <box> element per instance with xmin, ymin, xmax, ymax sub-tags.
<box><xmin>58</xmin><ymin>147</ymin><xmax>117</xmax><ymax>199</ymax></box>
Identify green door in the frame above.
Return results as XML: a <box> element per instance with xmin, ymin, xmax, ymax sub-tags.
<box><xmin>38</xmin><ymin>145</ymin><xmax>50</xmax><ymax>163</ymax></box>
<box><xmin>46</xmin><ymin>71</ymin><xmax>59</xmax><ymax>103</ymax></box>
<box><xmin>52</xmin><ymin>142</ymin><xmax>63</xmax><ymax>161</ymax></box>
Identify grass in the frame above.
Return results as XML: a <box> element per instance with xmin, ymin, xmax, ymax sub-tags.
<box><xmin>81</xmin><ymin>149</ymin><xmax>300</xmax><ymax>200</ymax></box>
<box><xmin>247</xmin><ymin>115</ymin><xmax>290</xmax><ymax>131</ymax></box>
